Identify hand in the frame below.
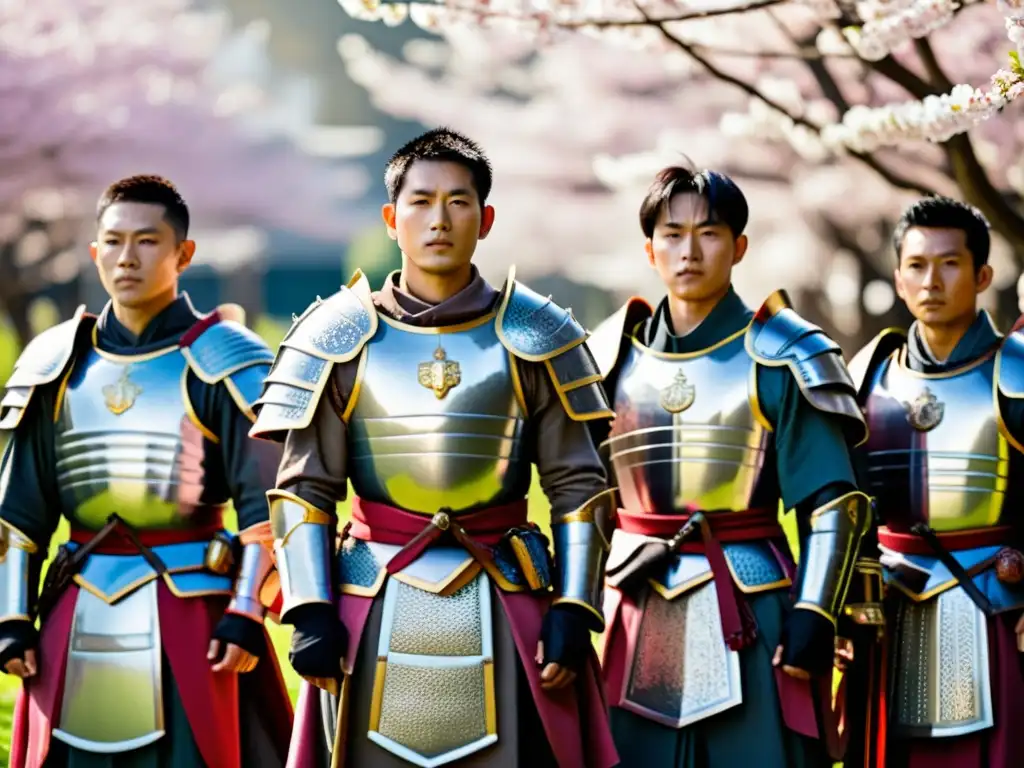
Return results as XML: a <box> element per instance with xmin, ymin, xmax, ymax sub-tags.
<box><xmin>834</xmin><ymin>637</ymin><xmax>855</xmax><ymax>671</ymax></box>
<box><xmin>772</xmin><ymin>607</ymin><xmax>836</xmax><ymax>680</ymax></box>
<box><xmin>208</xmin><ymin>640</ymin><xmax>258</xmax><ymax>674</ymax></box>
<box><xmin>209</xmin><ymin>612</ymin><xmax>266</xmax><ymax>674</ymax></box>
<box><xmin>0</xmin><ymin>620</ymin><xmax>39</xmax><ymax>679</ymax></box>
<box><xmin>288</xmin><ymin>603</ymin><xmax>348</xmax><ymax>681</ymax></box>
<box><xmin>1015</xmin><ymin>612</ymin><xmax>1024</xmax><ymax>653</ymax></box>
<box><xmin>537</xmin><ymin>605</ymin><xmax>592</xmax><ymax>691</ymax></box>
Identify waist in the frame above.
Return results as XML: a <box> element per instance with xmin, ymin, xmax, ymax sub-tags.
<box><xmin>69</xmin><ymin>521</ymin><xmax>225</xmax><ymax>554</ymax></box>
<box><xmin>617</xmin><ymin>506</ymin><xmax>782</xmax><ymax>542</ymax></box>
<box><xmin>349</xmin><ymin>496</ymin><xmax>530</xmax><ymax>546</ymax></box>
<box><xmin>878</xmin><ymin>524</ymin><xmax>1013</xmax><ymax>555</ymax></box>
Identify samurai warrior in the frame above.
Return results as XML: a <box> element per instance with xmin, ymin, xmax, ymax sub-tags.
<box><xmin>588</xmin><ymin>165</ymin><xmax>871</xmax><ymax>768</ymax></box>
<box><xmin>250</xmin><ymin>129</ymin><xmax>619</xmax><ymax>767</ymax></box>
<box><xmin>850</xmin><ymin>196</ymin><xmax>1024</xmax><ymax>767</ymax></box>
<box><xmin>0</xmin><ymin>176</ymin><xmax>293</xmax><ymax>768</ymax></box>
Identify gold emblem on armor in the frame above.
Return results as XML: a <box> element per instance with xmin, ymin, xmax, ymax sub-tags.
<box><xmin>418</xmin><ymin>344</ymin><xmax>461</xmax><ymax>399</ymax></box>
<box><xmin>103</xmin><ymin>366</ymin><xmax>142</xmax><ymax>415</ymax></box>
<box><xmin>659</xmin><ymin>369</ymin><xmax>696</xmax><ymax>414</ymax></box>
<box><xmin>904</xmin><ymin>387</ymin><xmax>944</xmax><ymax>432</ymax></box>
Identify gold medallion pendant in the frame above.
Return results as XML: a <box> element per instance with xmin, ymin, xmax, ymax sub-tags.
<box><xmin>418</xmin><ymin>345</ymin><xmax>461</xmax><ymax>399</ymax></box>
<box><xmin>660</xmin><ymin>369</ymin><xmax>696</xmax><ymax>414</ymax></box>
<box><xmin>103</xmin><ymin>366</ymin><xmax>142</xmax><ymax>415</ymax></box>
<box><xmin>904</xmin><ymin>387</ymin><xmax>944</xmax><ymax>432</ymax></box>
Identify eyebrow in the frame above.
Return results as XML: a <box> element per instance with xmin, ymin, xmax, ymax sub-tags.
<box><xmin>409</xmin><ymin>188</ymin><xmax>473</xmax><ymax>197</ymax></box>
<box><xmin>101</xmin><ymin>227</ymin><xmax>162</xmax><ymax>237</ymax></box>
<box><xmin>663</xmin><ymin>219</ymin><xmax>718</xmax><ymax>229</ymax></box>
<box><xmin>905</xmin><ymin>251</ymin><xmax>964</xmax><ymax>259</ymax></box>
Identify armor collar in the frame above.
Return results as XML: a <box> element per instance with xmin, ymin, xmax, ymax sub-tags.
<box><xmin>94</xmin><ymin>292</ymin><xmax>200</xmax><ymax>356</ymax></box>
<box><xmin>906</xmin><ymin>310</ymin><xmax>1001</xmax><ymax>375</ymax></box>
<box><xmin>643</xmin><ymin>285</ymin><xmax>752</xmax><ymax>355</ymax></box>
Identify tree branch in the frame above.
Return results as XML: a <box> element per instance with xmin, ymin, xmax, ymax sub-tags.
<box><xmin>913</xmin><ymin>38</ymin><xmax>955</xmax><ymax>91</ymax></box>
<box><xmin>557</xmin><ymin>0</ymin><xmax>785</xmax><ymax>27</ymax></box>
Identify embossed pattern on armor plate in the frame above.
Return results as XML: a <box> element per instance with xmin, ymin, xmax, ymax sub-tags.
<box><xmin>347</xmin><ymin>316</ymin><xmax>530</xmax><ymax>515</ymax></box>
<box><xmin>893</xmin><ymin>587</ymin><xmax>993</xmax><ymax>737</ymax></box>
<box><xmin>55</xmin><ymin>349</ymin><xmax>225</xmax><ymax>531</ymax></box>
<box><xmin>623</xmin><ymin>580</ymin><xmax>742</xmax><ymax>728</ymax></box>
<box><xmin>389</xmin><ymin>580</ymin><xmax>483</xmax><ymax>656</ymax></box>
<box><xmin>864</xmin><ymin>353</ymin><xmax>1008</xmax><ymax>531</ymax></box>
<box><xmin>605</xmin><ymin>335</ymin><xmax>768</xmax><ymax>515</ymax></box>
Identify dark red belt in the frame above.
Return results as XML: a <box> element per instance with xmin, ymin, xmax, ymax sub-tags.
<box><xmin>619</xmin><ymin>506</ymin><xmax>784</xmax><ymax>651</ymax></box>
<box><xmin>878</xmin><ymin>524</ymin><xmax>1012</xmax><ymax>555</ymax></box>
<box><xmin>349</xmin><ymin>496</ymin><xmax>529</xmax><ymax>575</ymax></box>
<box><xmin>69</xmin><ymin>521</ymin><xmax>223</xmax><ymax>555</ymax></box>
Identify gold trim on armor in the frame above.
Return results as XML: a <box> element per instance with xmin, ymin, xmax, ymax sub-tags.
<box><xmin>52</xmin><ymin>365</ymin><xmax>74</xmax><ymax>424</ymax></box>
<box><xmin>895</xmin><ymin>345</ymin><xmax>994</xmax><ymax>380</ymax></box>
<box><xmin>180</xmin><ymin>367</ymin><xmax>220</xmax><ymax>443</ymax></box>
<box><xmin>339</xmin><ymin>566</ymin><xmax>388</xmax><ymax>598</ymax></box>
<box><xmin>390</xmin><ymin>558</ymin><xmax>483</xmax><ymax>595</ymax></box>
<box><xmin>748</xmin><ymin>363</ymin><xmax>773</xmax><ymax>432</ymax></box>
<box><xmin>629</xmin><ymin>323</ymin><xmax>750</xmax><ymax>361</ymax></box>
<box><xmin>483</xmin><ymin>660</ymin><xmax>497</xmax><ymax>736</ymax></box>
<box><xmin>542</xmin><ymin>360</ymin><xmax>615</xmax><ymax>422</ymax></box>
<box><xmin>0</xmin><ymin>614</ymin><xmax>31</xmax><ymax>625</ymax></box>
<box><xmin>508</xmin><ymin>351</ymin><xmax>529</xmax><ymax>417</ymax></box>
<box><xmin>494</xmin><ymin>265</ymin><xmax>589</xmax><ymax>362</ymax></box>
<box><xmin>223</xmin><ymin>375</ymin><xmax>257</xmax><ymax>423</ymax></box>
<box><xmin>378</xmin><ymin>309</ymin><xmax>497</xmax><ymax>335</ymax></box>
<box><xmin>993</xmin><ymin>348</ymin><xmax>1024</xmax><ymax>454</ymax></box>
<box><xmin>342</xmin><ymin>347</ymin><xmax>368</xmax><ymax>424</ymax></box>
<box><xmin>510</xmin><ymin>536</ymin><xmax>543</xmax><ymax>590</ymax></box>
<box><xmin>648</xmin><ymin>571</ymin><xmax>714</xmax><ymax>600</ymax></box>
<box><xmin>0</xmin><ymin>520</ymin><xmax>39</xmax><ymax>554</ymax></box>
<box><xmin>72</xmin><ymin>565</ymin><xmax>211</xmax><ymax>605</ymax></box>
<box><xmin>552</xmin><ymin>596</ymin><xmax>605</xmax><ymax>627</ymax></box>
<box><xmin>553</xmin><ymin>488</ymin><xmax>617</xmax><ymax>526</ymax></box>
<box><xmin>557</xmin><ymin>374</ymin><xmax>605</xmax><ymax>393</ymax></box>
<box><xmin>91</xmin><ymin>326</ymin><xmax>179</xmax><ymax>363</ymax></box>
<box><xmin>793</xmin><ymin>600</ymin><xmax>838</xmax><ymax>627</ymax></box>
<box><xmin>268</xmin><ymin>490</ymin><xmax>335</xmax><ymax>545</ymax></box>
<box><xmin>724</xmin><ymin>557</ymin><xmax>792</xmax><ymax>595</ymax></box>
<box><xmin>368</xmin><ymin>658</ymin><xmax>388</xmax><ymax>731</ymax></box>
<box><xmin>181</xmin><ymin>349</ymin><xmax>270</xmax><ymax>385</ymax></box>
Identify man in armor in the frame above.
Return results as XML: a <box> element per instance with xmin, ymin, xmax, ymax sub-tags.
<box><xmin>587</xmin><ymin>165</ymin><xmax>871</xmax><ymax>768</ymax></box>
<box><xmin>0</xmin><ymin>176</ymin><xmax>293</xmax><ymax>767</ymax></box>
<box><xmin>249</xmin><ymin>128</ymin><xmax>619</xmax><ymax>767</ymax></box>
<box><xmin>849</xmin><ymin>196</ymin><xmax>1024</xmax><ymax>767</ymax></box>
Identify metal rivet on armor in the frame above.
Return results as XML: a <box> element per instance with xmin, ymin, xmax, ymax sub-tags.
<box><xmin>432</xmin><ymin>512</ymin><xmax>450</xmax><ymax>531</ymax></box>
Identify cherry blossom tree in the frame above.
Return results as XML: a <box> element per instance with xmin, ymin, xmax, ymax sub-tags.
<box><xmin>0</xmin><ymin>0</ymin><xmax>364</xmax><ymax>345</ymax></box>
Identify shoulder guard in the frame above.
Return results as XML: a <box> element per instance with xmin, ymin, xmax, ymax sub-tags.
<box><xmin>543</xmin><ymin>341</ymin><xmax>616</xmax><ymax>422</ymax></box>
<box><xmin>848</xmin><ymin>327</ymin><xmax>906</xmax><ymax>403</ymax></box>
<box><xmin>181</xmin><ymin>310</ymin><xmax>276</xmax><ymax>422</ymax></box>
<box><xmin>745</xmin><ymin>290</ymin><xmax>867</xmax><ymax>446</ymax></box>
<box><xmin>0</xmin><ymin>306</ymin><xmax>92</xmax><ymax>431</ymax></box>
<box><xmin>496</xmin><ymin>267</ymin><xmax>588</xmax><ymax>362</ymax></box>
<box><xmin>588</xmin><ymin>297</ymin><xmax>652</xmax><ymax>379</ymax></box>
<box><xmin>250</xmin><ymin>270</ymin><xmax>378</xmax><ymax>441</ymax></box>
<box><xmin>996</xmin><ymin>330</ymin><xmax>1024</xmax><ymax>399</ymax></box>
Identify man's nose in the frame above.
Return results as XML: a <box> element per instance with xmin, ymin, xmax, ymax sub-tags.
<box><xmin>430</xmin><ymin>203</ymin><xmax>451</xmax><ymax>231</ymax></box>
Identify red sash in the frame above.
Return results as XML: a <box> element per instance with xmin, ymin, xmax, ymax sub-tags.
<box><xmin>878</xmin><ymin>524</ymin><xmax>1012</xmax><ymax>555</ymax></box>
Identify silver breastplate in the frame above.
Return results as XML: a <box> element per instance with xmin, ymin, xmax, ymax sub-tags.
<box><xmin>55</xmin><ymin>344</ymin><xmax>224</xmax><ymax>530</ymax></box>
<box><xmin>346</xmin><ymin>312</ymin><xmax>531</xmax><ymax>515</ymax></box>
<box><xmin>863</xmin><ymin>350</ymin><xmax>1007</xmax><ymax>532</ymax></box>
<box><xmin>605</xmin><ymin>330</ymin><xmax>769</xmax><ymax>514</ymax></box>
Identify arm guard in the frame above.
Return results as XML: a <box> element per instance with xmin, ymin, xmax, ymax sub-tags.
<box><xmin>0</xmin><ymin>306</ymin><xmax>90</xmax><ymax>431</ymax></box>
<box><xmin>181</xmin><ymin>313</ymin><xmax>275</xmax><ymax>424</ymax></box>
<box><xmin>745</xmin><ymin>290</ymin><xmax>868</xmax><ymax>447</ymax></box>
<box><xmin>495</xmin><ymin>267</ymin><xmax>613</xmax><ymax>421</ymax></box>
<box><xmin>268</xmin><ymin>490</ymin><xmax>336</xmax><ymax>622</ymax></box>
<box><xmin>226</xmin><ymin>536</ymin><xmax>275</xmax><ymax>624</ymax></box>
<box><xmin>551</xmin><ymin>488</ymin><xmax>617</xmax><ymax>630</ymax></box>
<box><xmin>250</xmin><ymin>271</ymin><xmax>377</xmax><ymax>442</ymax></box>
<box><xmin>0</xmin><ymin>521</ymin><xmax>37</xmax><ymax>624</ymax></box>
<box><xmin>794</xmin><ymin>490</ymin><xmax>872</xmax><ymax>625</ymax></box>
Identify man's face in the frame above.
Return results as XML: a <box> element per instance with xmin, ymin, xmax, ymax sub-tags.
<box><xmin>383</xmin><ymin>160</ymin><xmax>494</xmax><ymax>276</ymax></box>
<box><xmin>647</xmin><ymin>192</ymin><xmax>747</xmax><ymax>302</ymax></box>
<box><xmin>91</xmin><ymin>201</ymin><xmax>193</xmax><ymax>309</ymax></box>
<box><xmin>894</xmin><ymin>226</ymin><xmax>992</xmax><ymax>327</ymax></box>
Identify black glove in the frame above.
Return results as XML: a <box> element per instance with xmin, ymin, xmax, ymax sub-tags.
<box><xmin>540</xmin><ymin>605</ymin><xmax>593</xmax><ymax>673</ymax></box>
<box><xmin>0</xmin><ymin>619</ymin><xmax>38</xmax><ymax>673</ymax></box>
<box><xmin>780</xmin><ymin>606</ymin><xmax>836</xmax><ymax>677</ymax></box>
<box><xmin>211</xmin><ymin>612</ymin><xmax>266</xmax><ymax>658</ymax></box>
<box><xmin>287</xmin><ymin>603</ymin><xmax>348</xmax><ymax>679</ymax></box>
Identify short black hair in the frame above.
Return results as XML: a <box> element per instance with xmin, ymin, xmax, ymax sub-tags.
<box><xmin>892</xmin><ymin>196</ymin><xmax>990</xmax><ymax>270</ymax></box>
<box><xmin>639</xmin><ymin>164</ymin><xmax>749</xmax><ymax>239</ymax></box>
<box><xmin>96</xmin><ymin>175</ymin><xmax>190</xmax><ymax>242</ymax></box>
<box><xmin>384</xmin><ymin>127</ymin><xmax>493</xmax><ymax>205</ymax></box>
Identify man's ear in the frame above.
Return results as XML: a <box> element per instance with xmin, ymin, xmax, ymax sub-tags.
<box><xmin>479</xmin><ymin>205</ymin><xmax>495</xmax><ymax>240</ymax></box>
<box><xmin>976</xmin><ymin>263</ymin><xmax>994</xmax><ymax>294</ymax></box>
<box><xmin>89</xmin><ymin>242</ymin><xmax>98</xmax><ymax>263</ymax></box>
<box><xmin>382</xmin><ymin>204</ymin><xmax>398</xmax><ymax>241</ymax></box>
<box><xmin>645</xmin><ymin>239</ymin><xmax>655</xmax><ymax>267</ymax></box>
<box><xmin>177</xmin><ymin>240</ymin><xmax>196</xmax><ymax>273</ymax></box>
<box><xmin>733</xmin><ymin>234</ymin><xmax>748</xmax><ymax>265</ymax></box>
